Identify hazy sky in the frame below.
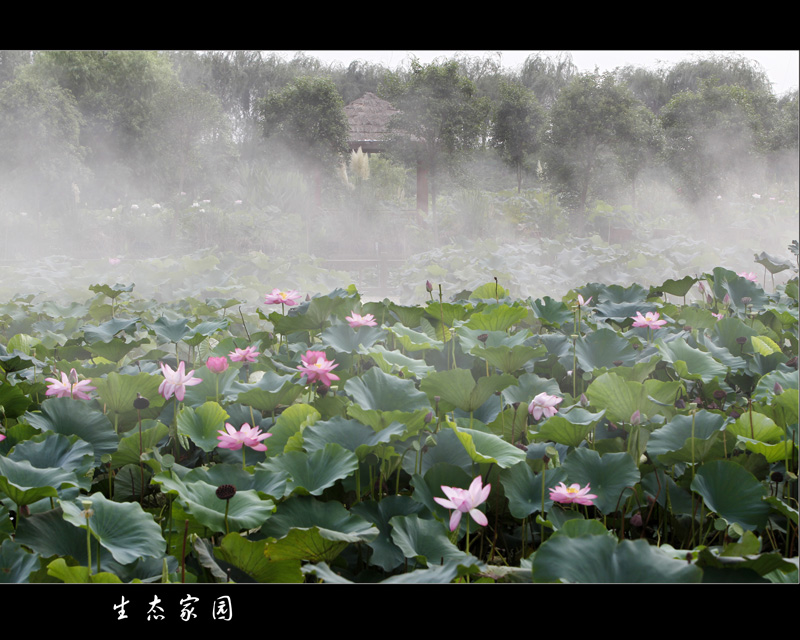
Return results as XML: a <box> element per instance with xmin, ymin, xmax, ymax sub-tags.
<box><xmin>281</xmin><ymin>50</ymin><xmax>799</xmax><ymax>96</ymax></box>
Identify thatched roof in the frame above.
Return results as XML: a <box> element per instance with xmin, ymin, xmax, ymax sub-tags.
<box><xmin>345</xmin><ymin>92</ymin><xmax>398</xmax><ymax>151</ymax></box>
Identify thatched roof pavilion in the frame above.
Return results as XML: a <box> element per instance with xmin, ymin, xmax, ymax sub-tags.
<box><xmin>345</xmin><ymin>92</ymin><xmax>398</xmax><ymax>153</ymax></box>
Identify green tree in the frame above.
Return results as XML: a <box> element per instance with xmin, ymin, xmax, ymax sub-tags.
<box><xmin>517</xmin><ymin>52</ymin><xmax>578</xmax><ymax>108</ymax></box>
<box><xmin>0</xmin><ymin>72</ymin><xmax>86</xmax><ymax>213</ymax></box>
<box><xmin>379</xmin><ymin>59</ymin><xmax>485</xmax><ymax>242</ymax></box>
<box><xmin>28</xmin><ymin>50</ymin><xmax>177</xmax><ymax>204</ymax></box>
<box><xmin>660</xmin><ymin>79</ymin><xmax>776</xmax><ymax>205</ymax></box>
<box><xmin>260</xmin><ymin>76</ymin><xmax>349</xmax><ymax>168</ymax></box>
<box><xmin>545</xmin><ymin>72</ymin><xmax>646</xmax><ymax>214</ymax></box>
<box><xmin>143</xmin><ymin>83</ymin><xmax>235</xmax><ymax>197</ymax></box>
<box><xmin>491</xmin><ymin>81</ymin><xmax>546</xmax><ymax>192</ymax></box>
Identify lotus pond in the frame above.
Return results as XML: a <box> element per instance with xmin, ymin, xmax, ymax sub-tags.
<box><xmin>0</xmin><ymin>246</ymin><xmax>798</xmax><ymax>586</ymax></box>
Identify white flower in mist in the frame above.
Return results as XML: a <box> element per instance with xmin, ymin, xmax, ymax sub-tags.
<box><xmin>752</xmin><ymin>193</ymin><xmax>761</xmax><ymax>199</ymax></box>
<box><xmin>131</xmin><ymin>204</ymin><xmax>139</xmax><ymax>210</ymax></box>
<box><xmin>716</xmin><ymin>195</ymin><xmax>722</xmax><ymax>200</ymax></box>
<box><xmin>19</xmin><ymin>211</ymin><xmax>28</xmax><ymax>217</ymax></box>
<box><xmin>234</xmin><ymin>200</ymin><xmax>242</xmax><ymax>205</ymax></box>
<box><xmin>152</xmin><ymin>203</ymin><xmax>161</xmax><ymax>209</ymax></box>
<box><xmin>192</xmin><ymin>202</ymin><xmax>199</xmax><ymax>208</ymax></box>
<box><xmin>202</xmin><ymin>199</ymin><xmax>210</xmax><ymax>204</ymax></box>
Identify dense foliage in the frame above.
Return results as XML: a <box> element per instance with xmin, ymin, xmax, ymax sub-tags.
<box><xmin>0</xmin><ymin>235</ymin><xmax>797</xmax><ymax>583</ymax></box>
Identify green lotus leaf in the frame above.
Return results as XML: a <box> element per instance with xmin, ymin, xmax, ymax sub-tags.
<box><xmin>754</xmin><ymin>251</ymin><xmax>794</xmax><ymax>275</ymax></box>
<box><xmin>111</xmin><ymin>420</ymin><xmax>170</xmax><ymax>468</ymax></box>
<box><xmin>533</xmin><ymin>536</ymin><xmax>702</xmax><ymax>583</ymax></box>
<box><xmin>260</xmin><ymin>443</ymin><xmax>358</xmax><ymax>497</ymax></box>
<box><xmin>60</xmin><ymin>492</ymin><xmax>167</xmax><ymax>565</ymax></box>
<box><xmin>561</xmin><ymin>448</ymin><xmax>641</xmax><ymax>514</ymax></box>
<box><xmin>420</xmin><ymin>368</ymin><xmax>516</xmax><ymax>413</ymax></box>
<box><xmin>0</xmin><ymin>539</ymin><xmax>41</xmax><ymax>583</ymax></box>
<box><xmin>575</xmin><ymin>327</ymin><xmax>638</xmax><ymax>371</ymax></box>
<box><xmin>182</xmin><ymin>365</ymin><xmax>241</xmax><ymax>406</ymax></box>
<box><xmin>214</xmin><ymin>532</ymin><xmax>303</xmax><ymax>583</ymax></box>
<box><xmin>502</xmin><ymin>372</ymin><xmax>562</xmax><ymax>406</ymax></box>
<box><xmin>473</xmin><ymin>344</ymin><xmax>545</xmax><ymax>374</ymax></box>
<box><xmin>92</xmin><ymin>371</ymin><xmax>165</xmax><ymax>422</ymax></box>
<box><xmin>400</xmin><ymin>430</ymin><xmax>475</xmax><ymax>477</ymax></box>
<box><xmin>0</xmin><ymin>382</ymin><xmax>32</xmax><ymax>419</ymax></box>
<box><xmin>585</xmin><ymin>372</ymin><xmax>682</xmax><ymax>425</ymax></box>
<box><xmin>346</xmin><ymin>367</ymin><xmax>431</xmax><ymax>412</ymax></box>
<box><xmin>183</xmin><ymin>463</ymin><xmax>288</xmax><ymax>500</ymax></box>
<box><xmin>302</xmin><ymin>416</ymin><xmax>407</xmax><ymax>460</ymax></box>
<box><xmin>530</xmin><ymin>412</ymin><xmax>603</xmax><ymax>449</ymax></box>
<box><xmin>46</xmin><ymin>558</ymin><xmax>123</xmax><ymax>583</ymax></box>
<box><xmin>384</xmin><ymin>322</ymin><xmax>443</xmax><ymax>352</ymax></box>
<box><xmin>351</xmin><ymin>496</ymin><xmax>427</xmax><ymax>572</ymax></box>
<box><xmin>152</xmin><ymin>473</ymin><xmax>274</xmax><ymax>533</ymax></box>
<box><xmin>727</xmin><ymin>411</ymin><xmax>784</xmax><ymax>444</ymax></box>
<box><xmin>8</xmin><ymin>433</ymin><xmax>94</xmax><ymax>489</ymax></box>
<box><xmin>735</xmin><ymin>437</ymin><xmax>795</xmax><ymax>463</ymax></box>
<box><xmin>0</xmin><ymin>455</ymin><xmax>81</xmax><ymax>506</ymax></box>
<box><xmin>647</xmin><ymin>410</ymin><xmax>727</xmax><ymax>465</ymax></box>
<box><xmin>86</xmin><ymin>336</ymin><xmax>149</xmax><ymax>362</ymax></box>
<box><xmin>81</xmin><ymin>317</ymin><xmax>138</xmax><ymax>343</ymax></box>
<box><xmin>0</xmin><ymin>348</ymin><xmax>36</xmax><ymax>373</ymax></box>
<box><xmin>88</xmin><ymin>282</ymin><xmax>134</xmax><ymax>300</ymax></box>
<box><xmin>177</xmin><ymin>401</ymin><xmax>230</xmax><ymax>453</ymax></box>
<box><xmin>259</xmin><ymin>495</ymin><xmax>379</xmax><ymax>563</ymax></box>
<box><xmin>183</xmin><ymin>319</ymin><xmax>231</xmax><ymax>347</ymax></box>
<box><xmin>24</xmin><ymin>397</ymin><xmax>119</xmax><ymax>466</ymax></box>
<box><xmin>364</xmin><ymin>344</ymin><xmax>435</xmax><ymax>379</ymax></box>
<box><xmin>469</xmin><ymin>281</ymin><xmax>511</xmax><ymax>301</ymax></box>
<box><xmin>148</xmin><ymin>315</ymin><xmax>190</xmax><ymax>344</ymax></box>
<box><xmin>234</xmin><ymin>370</ymin><xmax>303</xmax><ymax>413</ymax></box>
<box><xmin>465</xmin><ymin>304</ymin><xmax>528</xmax><ymax>332</ymax></box>
<box><xmin>321</xmin><ymin>323</ymin><xmax>386</xmax><ymax>354</ymax></box>
<box><xmin>690</xmin><ymin>460</ymin><xmax>771</xmax><ymax>531</ymax></box>
<box><xmin>265</xmin><ymin>403</ymin><xmax>320</xmax><ymax>456</ymax></box>
<box><xmin>424</xmin><ymin>301</ymin><xmax>475</xmax><ymax>328</ymax></box>
<box><xmin>458</xmin><ymin>326</ymin><xmax>529</xmax><ymax>351</ymax></box>
<box><xmin>450</xmin><ymin>425</ymin><xmax>527</xmax><ymax>468</ymax></box>
<box><xmin>270</xmin><ymin>294</ymin><xmax>353</xmax><ymax>335</ymax></box>
<box><xmin>390</xmin><ymin>514</ymin><xmax>473</xmax><ymax>566</ymax></box>
<box><xmin>530</xmin><ymin>296</ymin><xmax>573</xmax><ymax>327</ymax></box>
<box><xmin>499</xmin><ymin>461</ymin><xmax>568</xmax><ymax>519</ymax></box>
<box><xmin>656</xmin><ymin>275</ymin><xmax>698</xmax><ymax>298</ymax></box>
<box><xmin>656</xmin><ymin>337</ymin><xmax>729</xmax><ymax>383</ymax></box>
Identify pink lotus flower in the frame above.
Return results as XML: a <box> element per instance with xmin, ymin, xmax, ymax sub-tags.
<box><xmin>549</xmin><ymin>482</ymin><xmax>598</xmax><ymax>506</ymax></box>
<box><xmin>264</xmin><ymin>289</ymin><xmax>302</xmax><ymax>306</ymax></box>
<box><xmin>158</xmin><ymin>361</ymin><xmax>202</xmax><ymax>401</ymax></box>
<box><xmin>577</xmin><ymin>294</ymin><xmax>592</xmax><ymax>306</ymax></box>
<box><xmin>45</xmin><ymin>369</ymin><xmax>96</xmax><ymax>400</ymax></box>
<box><xmin>217</xmin><ymin>422</ymin><xmax>271</xmax><ymax>452</ymax></box>
<box><xmin>206</xmin><ymin>356</ymin><xmax>229</xmax><ymax>374</ymax></box>
<box><xmin>297</xmin><ymin>350</ymin><xmax>340</xmax><ymax>387</ymax></box>
<box><xmin>631</xmin><ymin>311</ymin><xmax>667</xmax><ymax>329</ymax></box>
<box><xmin>434</xmin><ymin>476</ymin><xmax>491</xmax><ymax>531</ymax></box>
<box><xmin>712</xmin><ymin>312</ymin><xmax>724</xmax><ymax>320</ymax></box>
<box><xmin>737</xmin><ymin>271</ymin><xmax>758</xmax><ymax>282</ymax></box>
<box><xmin>0</xmin><ymin>434</ymin><xmax>5</xmax><ymax>442</ymax></box>
<box><xmin>528</xmin><ymin>392</ymin><xmax>563</xmax><ymax>420</ymax></box>
<box><xmin>229</xmin><ymin>346</ymin><xmax>260</xmax><ymax>363</ymax></box>
<box><xmin>108</xmin><ymin>257</ymin><xmax>121</xmax><ymax>266</ymax></box>
<box><xmin>345</xmin><ymin>312</ymin><xmax>377</xmax><ymax>328</ymax></box>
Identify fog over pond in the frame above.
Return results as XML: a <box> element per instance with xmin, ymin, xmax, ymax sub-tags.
<box><xmin>0</xmin><ymin>50</ymin><xmax>797</xmax><ymax>305</ymax></box>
